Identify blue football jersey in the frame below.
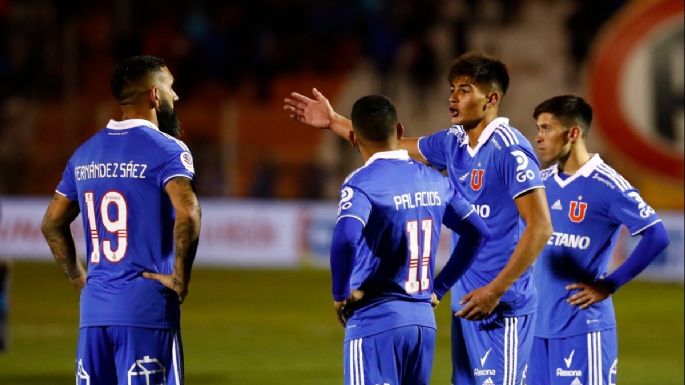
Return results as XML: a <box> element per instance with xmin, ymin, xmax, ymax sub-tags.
<box><xmin>56</xmin><ymin>119</ymin><xmax>195</xmax><ymax>329</ymax></box>
<box><xmin>337</xmin><ymin>150</ymin><xmax>474</xmax><ymax>341</ymax></box>
<box><xmin>534</xmin><ymin>155</ymin><xmax>661</xmax><ymax>338</ymax></box>
<box><xmin>418</xmin><ymin>118</ymin><xmax>544</xmax><ymax>315</ymax></box>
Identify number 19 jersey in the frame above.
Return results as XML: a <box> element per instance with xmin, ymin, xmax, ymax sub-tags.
<box><xmin>55</xmin><ymin>119</ymin><xmax>195</xmax><ymax>329</ymax></box>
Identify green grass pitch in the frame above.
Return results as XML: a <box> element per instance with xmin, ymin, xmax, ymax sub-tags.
<box><xmin>0</xmin><ymin>262</ymin><xmax>682</xmax><ymax>384</ymax></box>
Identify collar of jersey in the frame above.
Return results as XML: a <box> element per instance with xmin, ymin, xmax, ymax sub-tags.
<box><xmin>364</xmin><ymin>149</ymin><xmax>410</xmax><ymax>166</ymax></box>
<box><xmin>462</xmin><ymin>117</ymin><xmax>509</xmax><ymax>157</ymax></box>
<box><xmin>553</xmin><ymin>153</ymin><xmax>603</xmax><ymax>187</ymax></box>
<box><xmin>106</xmin><ymin>119</ymin><xmax>160</xmax><ymax>131</ymax></box>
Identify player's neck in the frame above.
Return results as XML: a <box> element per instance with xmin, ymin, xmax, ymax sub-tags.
<box><xmin>559</xmin><ymin>144</ymin><xmax>592</xmax><ymax>175</ymax></box>
<box><xmin>359</xmin><ymin>142</ymin><xmax>397</xmax><ymax>162</ymax></box>
<box><xmin>465</xmin><ymin>116</ymin><xmax>493</xmax><ymax>148</ymax></box>
<box><xmin>120</xmin><ymin>108</ymin><xmax>159</xmax><ymax>127</ymax></box>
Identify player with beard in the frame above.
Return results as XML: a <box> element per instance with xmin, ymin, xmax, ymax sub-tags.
<box><xmin>41</xmin><ymin>55</ymin><xmax>201</xmax><ymax>385</ymax></box>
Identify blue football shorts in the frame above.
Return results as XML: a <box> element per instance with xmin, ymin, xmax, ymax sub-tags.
<box><xmin>451</xmin><ymin>312</ymin><xmax>535</xmax><ymax>385</ymax></box>
<box><xmin>528</xmin><ymin>329</ymin><xmax>618</xmax><ymax>385</ymax></box>
<box><xmin>76</xmin><ymin>326</ymin><xmax>183</xmax><ymax>385</ymax></box>
<box><xmin>343</xmin><ymin>325</ymin><xmax>436</xmax><ymax>385</ymax></box>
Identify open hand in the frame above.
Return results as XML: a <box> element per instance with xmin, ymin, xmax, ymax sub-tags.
<box><xmin>283</xmin><ymin>88</ymin><xmax>334</xmax><ymax>128</ymax></box>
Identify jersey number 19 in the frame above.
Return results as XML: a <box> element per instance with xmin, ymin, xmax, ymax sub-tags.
<box><xmin>84</xmin><ymin>191</ymin><xmax>128</xmax><ymax>263</ymax></box>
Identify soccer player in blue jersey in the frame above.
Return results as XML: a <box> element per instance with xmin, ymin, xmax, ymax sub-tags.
<box><xmin>286</xmin><ymin>52</ymin><xmax>552</xmax><ymax>384</ymax></box>
<box><xmin>528</xmin><ymin>95</ymin><xmax>670</xmax><ymax>385</ymax></box>
<box><xmin>41</xmin><ymin>55</ymin><xmax>201</xmax><ymax>385</ymax></box>
<box><xmin>332</xmin><ymin>94</ymin><xmax>490</xmax><ymax>385</ymax></box>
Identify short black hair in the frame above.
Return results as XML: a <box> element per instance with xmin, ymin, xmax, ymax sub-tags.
<box><xmin>533</xmin><ymin>95</ymin><xmax>593</xmax><ymax>136</ymax></box>
<box><xmin>351</xmin><ymin>95</ymin><xmax>398</xmax><ymax>142</ymax></box>
<box><xmin>110</xmin><ymin>55</ymin><xmax>166</xmax><ymax>104</ymax></box>
<box><xmin>448</xmin><ymin>52</ymin><xmax>509</xmax><ymax>94</ymax></box>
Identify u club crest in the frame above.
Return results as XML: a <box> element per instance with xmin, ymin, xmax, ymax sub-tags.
<box><xmin>470</xmin><ymin>169</ymin><xmax>484</xmax><ymax>191</ymax></box>
<box><xmin>568</xmin><ymin>200</ymin><xmax>588</xmax><ymax>223</ymax></box>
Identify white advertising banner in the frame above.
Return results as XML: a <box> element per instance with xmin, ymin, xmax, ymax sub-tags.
<box><xmin>1</xmin><ymin>197</ymin><xmax>683</xmax><ymax>280</ymax></box>
<box><xmin>197</xmin><ymin>199</ymin><xmax>299</xmax><ymax>266</ymax></box>
<box><xmin>0</xmin><ymin>197</ymin><xmax>69</xmax><ymax>259</ymax></box>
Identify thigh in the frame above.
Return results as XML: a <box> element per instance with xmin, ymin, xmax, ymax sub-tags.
<box><xmin>460</xmin><ymin>313</ymin><xmax>536</xmax><ymax>385</ymax></box>
<box><xmin>344</xmin><ymin>326</ymin><xmax>436</xmax><ymax>385</ymax></box>
<box><xmin>77</xmin><ymin>327</ymin><xmax>117</xmax><ymax>385</ymax></box>
<box><xmin>109</xmin><ymin>327</ymin><xmax>184</xmax><ymax>385</ymax></box>
<box><xmin>527</xmin><ymin>337</ymin><xmax>551</xmax><ymax>385</ymax></box>
<box><xmin>548</xmin><ymin>329</ymin><xmax>618</xmax><ymax>385</ymax></box>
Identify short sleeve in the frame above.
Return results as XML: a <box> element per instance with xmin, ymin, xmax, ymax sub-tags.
<box><xmin>418</xmin><ymin>129</ymin><xmax>452</xmax><ymax>170</ymax></box>
<box><xmin>159</xmin><ymin>149</ymin><xmax>195</xmax><ymax>188</ymax></box>
<box><xmin>336</xmin><ymin>185</ymin><xmax>372</xmax><ymax>226</ymax></box>
<box><xmin>608</xmin><ymin>188</ymin><xmax>661</xmax><ymax>235</ymax></box>
<box><xmin>55</xmin><ymin>160</ymin><xmax>77</xmax><ymax>200</ymax></box>
<box><xmin>498</xmin><ymin>144</ymin><xmax>544</xmax><ymax>199</ymax></box>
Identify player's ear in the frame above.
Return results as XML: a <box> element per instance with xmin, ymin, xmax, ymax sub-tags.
<box><xmin>149</xmin><ymin>87</ymin><xmax>160</xmax><ymax>108</ymax></box>
<box><xmin>484</xmin><ymin>91</ymin><xmax>500</xmax><ymax>110</ymax></box>
<box><xmin>349</xmin><ymin>130</ymin><xmax>359</xmax><ymax>152</ymax></box>
<box><xmin>396</xmin><ymin>122</ymin><xmax>404</xmax><ymax>140</ymax></box>
<box><xmin>568</xmin><ymin>126</ymin><xmax>581</xmax><ymax>143</ymax></box>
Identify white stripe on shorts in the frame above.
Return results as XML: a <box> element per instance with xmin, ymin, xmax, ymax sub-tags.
<box><xmin>503</xmin><ymin>317</ymin><xmax>519</xmax><ymax>385</ymax></box>
<box><xmin>587</xmin><ymin>331</ymin><xmax>603</xmax><ymax>385</ymax></box>
<box><xmin>349</xmin><ymin>338</ymin><xmax>365</xmax><ymax>385</ymax></box>
<box><xmin>172</xmin><ymin>331</ymin><xmax>181</xmax><ymax>385</ymax></box>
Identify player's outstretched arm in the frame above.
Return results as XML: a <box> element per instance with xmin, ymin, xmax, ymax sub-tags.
<box><xmin>283</xmin><ymin>88</ymin><xmax>428</xmax><ymax>163</ymax></box>
<box><xmin>566</xmin><ymin>221</ymin><xmax>669</xmax><ymax>309</ymax></box>
<box><xmin>456</xmin><ymin>188</ymin><xmax>552</xmax><ymax>320</ymax></box>
<box><xmin>144</xmin><ymin>177</ymin><xmax>201</xmax><ymax>303</ymax></box>
<box><xmin>284</xmin><ymin>88</ymin><xmax>353</xmax><ymax>141</ymax></box>
<box><xmin>41</xmin><ymin>194</ymin><xmax>85</xmax><ymax>291</ymax></box>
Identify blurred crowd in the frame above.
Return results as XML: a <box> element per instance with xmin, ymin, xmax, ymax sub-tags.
<box><xmin>0</xmin><ymin>0</ymin><xmax>626</xmax><ymax>197</ymax></box>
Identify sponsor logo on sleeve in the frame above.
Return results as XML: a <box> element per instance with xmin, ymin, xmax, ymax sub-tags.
<box><xmin>511</xmin><ymin>150</ymin><xmax>535</xmax><ymax>182</ymax></box>
<box><xmin>627</xmin><ymin>191</ymin><xmax>656</xmax><ymax>218</ymax></box>
<box><xmin>338</xmin><ymin>187</ymin><xmax>353</xmax><ymax>214</ymax></box>
<box><xmin>180</xmin><ymin>152</ymin><xmax>194</xmax><ymax>173</ymax></box>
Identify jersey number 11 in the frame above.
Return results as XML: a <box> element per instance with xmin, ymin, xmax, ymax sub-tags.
<box><xmin>405</xmin><ymin>219</ymin><xmax>432</xmax><ymax>294</ymax></box>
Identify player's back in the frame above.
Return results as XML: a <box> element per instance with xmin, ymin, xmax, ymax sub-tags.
<box><xmin>340</xmin><ymin>151</ymin><xmax>460</xmax><ymax>340</ymax></box>
<box><xmin>56</xmin><ymin>119</ymin><xmax>195</xmax><ymax>329</ymax></box>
